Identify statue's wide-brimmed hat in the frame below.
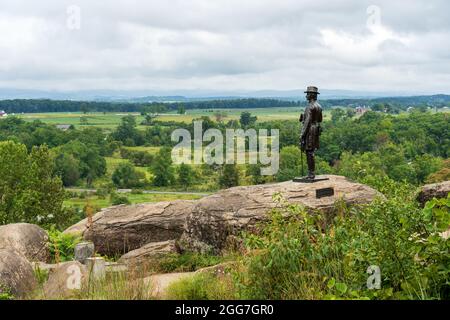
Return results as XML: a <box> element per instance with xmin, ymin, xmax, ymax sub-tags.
<box><xmin>304</xmin><ymin>86</ymin><xmax>320</xmax><ymax>94</ymax></box>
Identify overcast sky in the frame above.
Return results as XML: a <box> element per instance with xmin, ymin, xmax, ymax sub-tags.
<box><xmin>0</xmin><ymin>0</ymin><xmax>449</xmax><ymax>94</ymax></box>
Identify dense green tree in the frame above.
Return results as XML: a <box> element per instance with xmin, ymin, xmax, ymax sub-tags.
<box><xmin>111</xmin><ymin>115</ymin><xmax>142</xmax><ymax>146</ymax></box>
<box><xmin>335</xmin><ymin>151</ymin><xmax>386</xmax><ymax>184</ymax></box>
<box><xmin>331</xmin><ymin>108</ymin><xmax>346</xmax><ymax>123</ymax></box>
<box><xmin>59</xmin><ymin>140</ymin><xmax>106</xmax><ymax>186</ymax></box>
<box><xmin>141</xmin><ymin>104</ymin><xmax>168</xmax><ymax>114</ymax></box>
<box><xmin>346</xmin><ymin>108</ymin><xmax>356</xmax><ymax>118</ymax></box>
<box><xmin>54</xmin><ymin>153</ymin><xmax>81</xmax><ymax>186</ymax></box>
<box><xmin>239</xmin><ymin>112</ymin><xmax>257</xmax><ymax>127</ymax></box>
<box><xmin>372</xmin><ymin>103</ymin><xmax>385</xmax><ymax>112</ymax></box>
<box><xmin>151</xmin><ymin>147</ymin><xmax>175</xmax><ymax>187</ymax></box>
<box><xmin>121</xmin><ymin>149</ymin><xmax>154</xmax><ymax>166</ymax></box>
<box><xmin>377</xmin><ymin>143</ymin><xmax>414</xmax><ymax>182</ymax></box>
<box><xmin>141</xmin><ymin>113</ymin><xmax>157</xmax><ymax>125</ymax></box>
<box><xmin>31</xmin><ymin>126</ymin><xmax>65</xmax><ymax>147</ymax></box>
<box><xmin>178</xmin><ymin>163</ymin><xmax>194</xmax><ymax>189</ymax></box>
<box><xmin>276</xmin><ymin>146</ymin><xmax>302</xmax><ymax>181</ymax></box>
<box><xmin>178</xmin><ymin>105</ymin><xmax>186</xmax><ymax>115</ymax></box>
<box><xmin>69</xmin><ymin>127</ymin><xmax>110</xmax><ymax>156</ymax></box>
<box><xmin>219</xmin><ymin>164</ymin><xmax>240</xmax><ymax>188</ymax></box>
<box><xmin>0</xmin><ymin>141</ymin><xmax>64</xmax><ymax>227</ymax></box>
<box><xmin>411</xmin><ymin>154</ymin><xmax>443</xmax><ymax>184</ymax></box>
<box><xmin>247</xmin><ymin>164</ymin><xmax>265</xmax><ymax>185</ymax></box>
<box><xmin>112</xmin><ymin>163</ymin><xmax>145</xmax><ymax>188</ymax></box>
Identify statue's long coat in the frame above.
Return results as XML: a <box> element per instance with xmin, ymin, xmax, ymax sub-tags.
<box><xmin>300</xmin><ymin>100</ymin><xmax>323</xmax><ymax>150</ymax></box>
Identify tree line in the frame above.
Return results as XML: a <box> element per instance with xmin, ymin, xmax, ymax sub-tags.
<box><xmin>0</xmin><ymin>98</ymin><xmax>301</xmax><ymax>114</ymax></box>
<box><xmin>2</xmin><ymin>95</ymin><xmax>448</xmax><ymax>114</ymax></box>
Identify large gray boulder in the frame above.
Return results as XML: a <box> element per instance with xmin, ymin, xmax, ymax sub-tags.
<box><xmin>0</xmin><ymin>223</ymin><xmax>50</xmax><ymax>262</ymax></box>
<box><xmin>118</xmin><ymin>240</ymin><xmax>178</xmax><ymax>265</ymax></box>
<box><xmin>179</xmin><ymin>175</ymin><xmax>382</xmax><ymax>253</ymax></box>
<box><xmin>63</xmin><ymin>175</ymin><xmax>382</xmax><ymax>256</ymax></box>
<box><xmin>0</xmin><ymin>248</ymin><xmax>38</xmax><ymax>298</ymax></box>
<box><xmin>417</xmin><ymin>181</ymin><xmax>450</xmax><ymax>207</ymax></box>
<box><xmin>43</xmin><ymin>261</ymin><xmax>88</xmax><ymax>299</ymax></box>
<box><xmin>64</xmin><ymin>201</ymin><xmax>196</xmax><ymax>256</ymax></box>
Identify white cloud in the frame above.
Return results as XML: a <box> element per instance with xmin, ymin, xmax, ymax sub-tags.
<box><xmin>0</xmin><ymin>0</ymin><xmax>449</xmax><ymax>94</ymax></box>
<box><xmin>319</xmin><ymin>25</ymin><xmax>413</xmax><ymax>67</ymax></box>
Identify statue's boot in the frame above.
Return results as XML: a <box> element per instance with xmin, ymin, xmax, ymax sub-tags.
<box><xmin>306</xmin><ymin>151</ymin><xmax>315</xmax><ymax>180</ymax></box>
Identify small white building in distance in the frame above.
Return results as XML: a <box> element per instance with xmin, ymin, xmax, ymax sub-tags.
<box><xmin>355</xmin><ymin>106</ymin><xmax>369</xmax><ymax>115</ymax></box>
<box><xmin>0</xmin><ymin>110</ymin><xmax>7</xmax><ymax>117</ymax></box>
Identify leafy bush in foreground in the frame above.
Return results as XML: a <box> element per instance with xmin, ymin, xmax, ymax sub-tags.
<box><xmin>48</xmin><ymin>229</ymin><xmax>82</xmax><ymax>263</ymax></box>
<box><xmin>234</xmin><ymin>183</ymin><xmax>449</xmax><ymax>300</ymax></box>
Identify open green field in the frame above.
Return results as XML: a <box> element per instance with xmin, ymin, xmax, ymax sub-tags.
<box><xmin>90</xmin><ymin>155</ymin><xmax>153</xmax><ymax>187</ymax></box>
<box><xmin>16</xmin><ymin>107</ymin><xmax>333</xmax><ymax>129</ymax></box>
<box><xmin>183</xmin><ymin>107</ymin><xmax>307</xmax><ymax>122</ymax></box>
<box><xmin>15</xmin><ymin>107</ymin><xmax>448</xmax><ymax>131</ymax></box>
<box><xmin>18</xmin><ymin>112</ymin><xmax>146</xmax><ymax>131</ymax></box>
<box><xmin>64</xmin><ymin>192</ymin><xmax>204</xmax><ymax>209</ymax></box>
<box><xmin>122</xmin><ymin>146</ymin><xmax>161</xmax><ymax>154</ymax></box>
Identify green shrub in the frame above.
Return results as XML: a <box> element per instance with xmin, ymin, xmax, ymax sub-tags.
<box><xmin>48</xmin><ymin>228</ymin><xmax>82</xmax><ymax>263</ymax></box>
<box><xmin>95</xmin><ymin>187</ymin><xmax>109</xmax><ymax>199</ymax></box>
<box><xmin>78</xmin><ymin>191</ymin><xmax>88</xmax><ymax>199</ymax></box>
<box><xmin>110</xmin><ymin>192</ymin><xmax>131</xmax><ymax>205</ymax></box>
<box><xmin>112</xmin><ymin>163</ymin><xmax>145</xmax><ymax>188</ymax></box>
<box><xmin>234</xmin><ymin>184</ymin><xmax>449</xmax><ymax>300</ymax></box>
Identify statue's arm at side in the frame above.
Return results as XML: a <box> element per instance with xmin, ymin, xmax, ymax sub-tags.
<box><xmin>300</xmin><ymin>108</ymin><xmax>311</xmax><ymax>140</ymax></box>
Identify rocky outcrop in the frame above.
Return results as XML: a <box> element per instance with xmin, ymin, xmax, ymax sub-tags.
<box><xmin>0</xmin><ymin>249</ymin><xmax>38</xmax><ymax>298</ymax></box>
<box><xmin>417</xmin><ymin>181</ymin><xmax>450</xmax><ymax>207</ymax></box>
<box><xmin>65</xmin><ymin>201</ymin><xmax>196</xmax><ymax>256</ymax></box>
<box><xmin>63</xmin><ymin>175</ymin><xmax>381</xmax><ymax>256</ymax></box>
<box><xmin>118</xmin><ymin>240</ymin><xmax>177</xmax><ymax>265</ymax></box>
<box><xmin>0</xmin><ymin>223</ymin><xmax>50</xmax><ymax>262</ymax></box>
<box><xmin>179</xmin><ymin>175</ymin><xmax>381</xmax><ymax>253</ymax></box>
<box><xmin>43</xmin><ymin>261</ymin><xmax>88</xmax><ymax>299</ymax></box>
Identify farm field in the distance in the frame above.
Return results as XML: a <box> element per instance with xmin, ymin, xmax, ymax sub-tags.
<box><xmin>16</xmin><ymin>107</ymin><xmax>332</xmax><ymax>130</ymax></box>
<box><xmin>64</xmin><ymin>192</ymin><xmax>204</xmax><ymax>210</ymax></box>
<box><xmin>19</xmin><ymin>107</ymin><xmax>444</xmax><ymax>130</ymax></box>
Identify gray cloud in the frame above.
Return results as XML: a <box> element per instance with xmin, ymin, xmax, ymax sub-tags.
<box><xmin>0</xmin><ymin>0</ymin><xmax>449</xmax><ymax>94</ymax></box>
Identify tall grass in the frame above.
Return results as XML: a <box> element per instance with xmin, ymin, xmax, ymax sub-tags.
<box><xmin>75</xmin><ymin>268</ymin><xmax>153</xmax><ymax>300</ymax></box>
<box><xmin>166</xmin><ymin>273</ymin><xmax>237</xmax><ymax>300</ymax></box>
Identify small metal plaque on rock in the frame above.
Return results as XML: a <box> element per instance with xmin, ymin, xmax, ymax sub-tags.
<box><xmin>316</xmin><ymin>187</ymin><xmax>334</xmax><ymax>198</ymax></box>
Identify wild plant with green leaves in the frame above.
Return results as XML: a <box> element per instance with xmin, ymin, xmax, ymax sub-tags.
<box><xmin>48</xmin><ymin>228</ymin><xmax>82</xmax><ymax>263</ymax></box>
<box><xmin>233</xmin><ymin>181</ymin><xmax>449</xmax><ymax>300</ymax></box>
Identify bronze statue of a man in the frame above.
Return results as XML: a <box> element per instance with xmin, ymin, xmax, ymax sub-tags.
<box><xmin>300</xmin><ymin>86</ymin><xmax>323</xmax><ymax>180</ymax></box>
